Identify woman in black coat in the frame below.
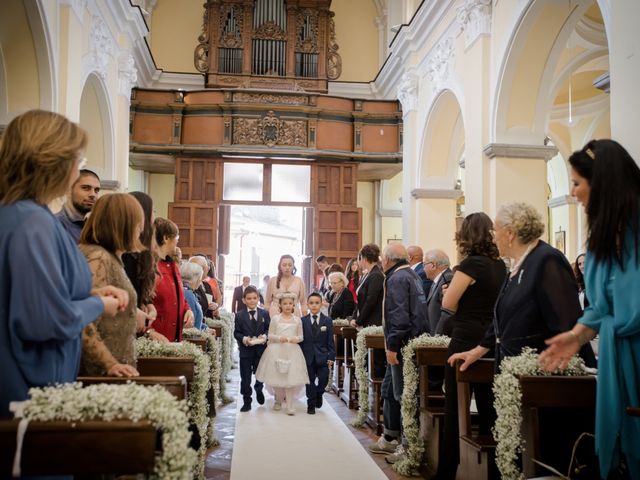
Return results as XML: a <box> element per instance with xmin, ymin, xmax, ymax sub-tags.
<box><xmin>327</xmin><ymin>271</ymin><xmax>355</xmax><ymax>319</ymax></box>
<box><xmin>350</xmin><ymin>243</ymin><xmax>384</xmax><ymax>328</ymax></box>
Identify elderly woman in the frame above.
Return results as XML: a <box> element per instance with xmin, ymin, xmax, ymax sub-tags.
<box><xmin>449</xmin><ymin>202</ymin><xmax>595</xmax><ymax>369</ymax></box>
<box><xmin>327</xmin><ymin>271</ymin><xmax>355</xmax><ymax>320</ymax></box>
<box><xmin>180</xmin><ymin>261</ymin><xmax>205</xmax><ymax>330</ymax></box>
<box><xmin>0</xmin><ymin>110</ymin><xmax>126</xmax><ymax>417</ymax></box>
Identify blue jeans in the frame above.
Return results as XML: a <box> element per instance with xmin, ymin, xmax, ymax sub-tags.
<box><xmin>381</xmin><ymin>363</ymin><xmax>403</xmax><ymax>438</ymax></box>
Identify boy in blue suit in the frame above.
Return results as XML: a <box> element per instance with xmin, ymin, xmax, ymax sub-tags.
<box><xmin>233</xmin><ymin>286</ymin><xmax>271</xmax><ymax>412</ymax></box>
<box><xmin>300</xmin><ymin>292</ymin><xmax>335</xmax><ymax>414</ymax></box>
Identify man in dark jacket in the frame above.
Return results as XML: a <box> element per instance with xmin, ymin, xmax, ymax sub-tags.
<box><xmin>368</xmin><ymin>243</ymin><xmax>428</xmax><ymax>467</ymax></box>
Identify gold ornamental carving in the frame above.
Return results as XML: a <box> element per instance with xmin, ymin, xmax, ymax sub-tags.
<box><xmin>193</xmin><ymin>3</ymin><xmax>210</xmax><ymax>73</ymax></box>
<box><xmin>233</xmin><ymin>92</ymin><xmax>309</xmax><ymax>106</ymax></box>
<box><xmin>253</xmin><ymin>21</ymin><xmax>287</xmax><ymax>41</ymax></box>
<box><xmin>219</xmin><ymin>5</ymin><xmax>244</xmax><ymax>48</ymax></box>
<box><xmin>296</xmin><ymin>9</ymin><xmax>319</xmax><ymax>54</ymax></box>
<box><xmin>326</xmin><ymin>13</ymin><xmax>342</xmax><ymax>80</ymax></box>
<box><xmin>232</xmin><ymin>111</ymin><xmax>307</xmax><ymax>148</ymax></box>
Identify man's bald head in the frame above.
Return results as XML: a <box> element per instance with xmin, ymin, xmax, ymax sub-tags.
<box><xmin>407</xmin><ymin>245</ymin><xmax>424</xmax><ymax>266</ymax></box>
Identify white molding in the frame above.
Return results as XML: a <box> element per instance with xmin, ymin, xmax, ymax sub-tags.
<box><xmin>0</xmin><ymin>44</ymin><xmax>7</xmax><ymax>124</ymax></box>
<box><xmin>550</xmin><ymin>94</ymin><xmax>610</xmax><ymax>123</ymax></box>
<box><xmin>100</xmin><ymin>179</ymin><xmax>121</xmax><ymax>191</ymax></box>
<box><xmin>83</xmin><ymin>14</ymin><xmax>117</xmax><ymax>81</ymax></box>
<box><xmin>118</xmin><ymin>52</ymin><xmax>138</xmax><ymax>98</ymax></box>
<box><xmin>593</xmin><ymin>72</ymin><xmax>610</xmax><ymax>93</ymax></box>
<box><xmin>60</xmin><ymin>0</ymin><xmax>86</xmax><ymax>23</ymax></box>
<box><xmin>379</xmin><ymin>208</ymin><xmax>402</xmax><ymax>218</ymax></box>
<box><xmin>397</xmin><ymin>70</ymin><xmax>419</xmax><ymax>114</ymax></box>
<box><xmin>411</xmin><ymin>188</ymin><xmax>462</xmax><ymax>200</ymax></box>
<box><xmin>328</xmin><ymin>81</ymin><xmax>375</xmax><ymax>99</ymax></box>
<box><xmin>25</xmin><ymin>1</ymin><xmax>56</xmax><ymax>111</ymax></box>
<box><xmin>425</xmin><ymin>36</ymin><xmax>455</xmax><ymax>94</ymax></box>
<box><xmin>483</xmin><ymin>143</ymin><xmax>558</xmax><ymax>161</ymax></box>
<box><xmin>456</xmin><ymin>0</ymin><xmax>492</xmax><ymax>50</ymax></box>
<box><xmin>548</xmin><ymin>195</ymin><xmax>577</xmax><ymax>208</ymax></box>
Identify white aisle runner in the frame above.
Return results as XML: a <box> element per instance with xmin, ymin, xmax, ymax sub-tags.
<box><xmin>230</xmin><ymin>396</ymin><xmax>388</xmax><ymax>479</ymax></box>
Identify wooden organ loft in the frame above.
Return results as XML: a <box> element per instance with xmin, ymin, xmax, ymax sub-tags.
<box><xmin>131</xmin><ymin>0</ymin><xmax>402</xmax><ymax>288</ymax></box>
<box><xmin>194</xmin><ymin>0</ymin><xmax>341</xmax><ymax>92</ymax></box>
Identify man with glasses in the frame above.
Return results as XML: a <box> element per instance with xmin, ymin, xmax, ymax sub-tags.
<box><xmin>56</xmin><ymin>168</ymin><xmax>101</xmax><ymax>243</ymax></box>
<box><xmin>423</xmin><ymin>249</ymin><xmax>453</xmax><ymax>335</ymax></box>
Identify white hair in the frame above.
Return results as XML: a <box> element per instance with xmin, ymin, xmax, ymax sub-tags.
<box><xmin>180</xmin><ymin>261</ymin><xmax>203</xmax><ymax>286</ymax></box>
<box><xmin>328</xmin><ymin>271</ymin><xmax>348</xmax><ymax>288</ymax></box>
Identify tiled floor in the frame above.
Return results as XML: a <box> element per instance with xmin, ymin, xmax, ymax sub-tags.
<box><xmin>204</xmin><ymin>357</ymin><xmax>421</xmax><ymax>479</ymax></box>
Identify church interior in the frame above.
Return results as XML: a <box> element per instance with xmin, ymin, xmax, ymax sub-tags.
<box><xmin>1</xmin><ymin>0</ymin><xmax>640</xmax><ymax>478</ymax></box>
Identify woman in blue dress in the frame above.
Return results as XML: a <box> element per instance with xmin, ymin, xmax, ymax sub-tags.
<box><xmin>541</xmin><ymin>139</ymin><xmax>640</xmax><ymax>479</ymax></box>
<box><xmin>0</xmin><ymin>110</ymin><xmax>128</xmax><ymax>417</ymax></box>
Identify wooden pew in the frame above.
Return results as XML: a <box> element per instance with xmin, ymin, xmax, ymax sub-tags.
<box><xmin>364</xmin><ymin>333</ymin><xmax>385</xmax><ymax>434</ymax></box>
<box><xmin>456</xmin><ymin>358</ymin><xmax>498</xmax><ymax>480</ymax></box>
<box><xmin>331</xmin><ymin>327</ymin><xmax>346</xmax><ymax>394</ymax></box>
<box><xmin>137</xmin><ymin>356</ymin><xmax>195</xmax><ymax>385</ymax></box>
<box><xmin>185</xmin><ymin>337</ymin><xmax>208</xmax><ymax>351</ymax></box>
<box><xmin>340</xmin><ymin>326</ymin><xmax>359</xmax><ymax>409</ymax></box>
<box><xmin>415</xmin><ymin>345</ymin><xmax>448</xmax><ymax>473</ymax></box>
<box><xmin>0</xmin><ymin>419</ymin><xmax>156</xmax><ymax>476</ymax></box>
<box><xmin>627</xmin><ymin>407</ymin><xmax>640</xmax><ymax>417</ymax></box>
<box><xmin>519</xmin><ymin>375</ymin><xmax>597</xmax><ymax>478</ymax></box>
<box><xmin>78</xmin><ymin>375</ymin><xmax>188</xmax><ymax>400</ymax></box>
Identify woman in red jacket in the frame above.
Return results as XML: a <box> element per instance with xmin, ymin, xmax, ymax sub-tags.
<box><xmin>150</xmin><ymin>218</ymin><xmax>193</xmax><ymax>342</ymax></box>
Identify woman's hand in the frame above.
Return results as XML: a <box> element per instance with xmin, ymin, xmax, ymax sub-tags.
<box><xmin>143</xmin><ymin>303</ymin><xmax>157</xmax><ymax>322</ymax></box>
<box><xmin>93</xmin><ymin>285</ymin><xmax>129</xmax><ymax>311</ymax></box>
<box><xmin>350</xmin><ymin>319</ymin><xmax>358</xmax><ymax>328</ymax></box>
<box><xmin>148</xmin><ymin>329</ymin><xmax>170</xmax><ymax>343</ymax></box>
<box><xmin>183</xmin><ymin>309</ymin><xmax>194</xmax><ymax>328</ymax></box>
<box><xmin>100</xmin><ymin>296</ymin><xmax>121</xmax><ymax>317</ymax></box>
<box><xmin>539</xmin><ymin>332</ymin><xmax>582</xmax><ymax>371</ymax></box>
<box><xmin>447</xmin><ymin>345</ymin><xmax>489</xmax><ymax>371</ymax></box>
<box><xmin>135</xmin><ymin>308</ymin><xmax>148</xmax><ymax>333</ymax></box>
<box><xmin>107</xmin><ymin>363</ymin><xmax>139</xmax><ymax>377</ymax></box>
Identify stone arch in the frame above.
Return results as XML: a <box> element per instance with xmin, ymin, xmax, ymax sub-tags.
<box><xmin>79</xmin><ymin>73</ymin><xmax>115</xmax><ymax>179</ymax></box>
<box><xmin>492</xmin><ymin>0</ymin><xmax>598</xmax><ymax>144</ymax></box>
<box><xmin>418</xmin><ymin>89</ymin><xmax>465</xmax><ymax>190</ymax></box>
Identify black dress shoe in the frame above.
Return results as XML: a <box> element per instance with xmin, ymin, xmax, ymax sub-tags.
<box><xmin>316</xmin><ymin>395</ymin><xmax>323</xmax><ymax>409</ymax></box>
<box><xmin>307</xmin><ymin>406</ymin><xmax>316</xmax><ymax>415</ymax></box>
<box><xmin>256</xmin><ymin>390</ymin><xmax>265</xmax><ymax>405</ymax></box>
<box><xmin>240</xmin><ymin>403</ymin><xmax>251</xmax><ymax>412</ymax></box>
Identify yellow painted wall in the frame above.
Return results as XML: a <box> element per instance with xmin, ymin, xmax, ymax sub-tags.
<box><xmin>357</xmin><ymin>181</ymin><xmax>375</xmax><ymax>245</ymax></box>
<box><xmin>549</xmin><ymin>204</ymin><xmax>574</xmax><ymax>260</ymax></box>
<box><xmin>149</xmin><ymin>173</ymin><xmax>175</xmax><ymax>218</ymax></box>
<box><xmin>0</xmin><ymin>0</ymin><xmax>40</xmax><ymax>113</ymax></box>
<box><xmin>128</xmin><ymin>168</ymin><xmax>146</xmax><ymax>192</ymax></box>
<box><xmin>79</xmin><ymin>79</ymin><xmax>106</xmax><ymax>172</ymax></box>
<box><xmin>149</xmin><ymin>0</ymin><xmax>380</xmax><ymax>81</ymax></box>
<box><xmin>381</xmin><ymin>171</ymin><xmax>402</xmax><ymax>210</ymax></box>
<box><xmin>332</xmin><ymin>0</ymin><xmax>379</xmax><ymax>81</ymax></box>
<box><xmin>381</xmin><ymin>216</ymin><xmax>402</xmax><ymax>245</ymax></box>
<box><xmin>415</xmin><ymin>198</ymin><xmax>458</xmax><ymax>264</ymax></box>
<box><xmin>150</xmin><ymin>0</ymin><xmax>203</xmax><ymax>73</ymax></box>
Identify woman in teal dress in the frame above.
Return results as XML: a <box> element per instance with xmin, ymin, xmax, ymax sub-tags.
<box><xmin>540</xmin><ymin>139</ymin><xmax>640</xmax><ymax>479</ymax></box>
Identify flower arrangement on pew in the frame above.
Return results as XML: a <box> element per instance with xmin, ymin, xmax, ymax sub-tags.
<box><xmin>206</xmin><ymin>312</ymin><xmax>234</xmax><ymax>399</ymax></box>
<box><xmin>136</xmin><ymin>337</ymin><xmax>211</xmax><ymax>479</ymax></box>
<box><xmin>19</xmin><ymin>382</ymin><xmax>195</xmax><ymax>480</ymax></box>
<box><xmin>183</xmin><ymin>327</ymin><xmax>221</xmax><ymax>447</ymax></box>
<box><xmin>351</xmin><ymin>325</ymin><xmax>384</xmax><ymax>427</ymax></box>
<box><xmin>492</xmin><ymin>347</ymin><xmax>586</xmax><ymax>480</ymax></box>
<box><xmin>394</xmin><ymin>333</ymin><xmax>450</xmax><ymax>476</ymax></box>
<box><xmin>325</xmin><ymin>318</ymin><xmax>351</xmax><ymax>391</ymax></box>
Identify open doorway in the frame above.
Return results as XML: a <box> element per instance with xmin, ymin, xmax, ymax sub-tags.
<box><xmin>222</xmin><ymin>205</ymin><xmax>306</xmax><ymax>310</ymax></box>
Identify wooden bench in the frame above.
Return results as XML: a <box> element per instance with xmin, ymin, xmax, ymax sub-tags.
<box><xmin>519</xmin><ymin>375</ymin><xmax>597</xmax><ymax>478</ymax></box>
<box><xmin>78</xmin><ymin>375</ymin><xmax>188</xmax><ymax>400</ymax></box>
<box><xmin>456</xmin><ymin>358</ymin><xmax>498</xmax><ymax>480</ymax></box>
<box><xmin>340</xmin><ymin>326</ymin><xmax>359</xmax><ymax>409</ymax></box>
<box><xmin>331</xmin><ymin>327</ymin><xmax>346</xmax><ymax>394</ymax></box>
<box><xmin>184</xmin><ymin>337</ymin><xmax>208</xmax><ymax>351</ymax></box>
<box><xmin>364</xmin><ymin>333</ymin><xmax>385</xmax><ymax>434</ymax></box>
<box><xmin>415</xmin><ymin>345</ymin><xmax>448</xmax><ymax>473</ymax></box>
<box><xmin>137</xmin><ymin>356</ymin><xmax>195</xmax><ymax>384</ymax></box>
<box><xmin>0</xmin><ymin>419</ymin><xmax>156</xmax><ymax>476</ymax></box>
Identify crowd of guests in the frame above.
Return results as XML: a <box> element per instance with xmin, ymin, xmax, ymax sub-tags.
<box><xmin>1</xmin><ymin>110</ymin><xmax>638</xmax><ymax>479</ymax></box>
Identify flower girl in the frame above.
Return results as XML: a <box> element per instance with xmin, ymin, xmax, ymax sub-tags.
<box><xmin>255</xmin><ymin>292</ymin><xmax>309</xmax><ymax>415</ymax></box>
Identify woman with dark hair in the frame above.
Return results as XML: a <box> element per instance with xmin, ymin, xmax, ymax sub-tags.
<box><xmin>436</xmin><ymin>212</ymin><xmax>507</xmax><ymax>480</ymax></box>
<box><xmin>151</xmin><ymin>217</ymin><xmax>193</xmax><ymax>342</ymax></box>
<box><xmin>540</xmin><ymin>139</ymin><xmax>640</xmax><ymax>479</ymax></box>
<box><xmin>346</xmin><ymin>258</ymin><xmax>360</xmax><ymax>303</ymax></box>
<box><xmin>574</xmin><ymin>253</ymin><xmax>588</xmax><ymax>309</ymax></box>
<box><xmin>350</xmin><ymin>244</ymin><xmax>384</xmax><ymax>328</ymax></box>
<box><xmin>265</xmin><ymin>254</ymin><xmax>308</xmax><ymax>317</ymax></box>
<box><xmin>122</xmin><ymin>191</ymin><xmax>159</xmax><ymax>335</ymax></box>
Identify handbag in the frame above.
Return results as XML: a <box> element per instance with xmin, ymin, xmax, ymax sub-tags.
<box><xmin>275</xmin><ymin>358</ymin><xmax>291</xmax><ymax>374</ymax></box>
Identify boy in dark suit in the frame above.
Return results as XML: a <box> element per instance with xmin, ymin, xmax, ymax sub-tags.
<box><xmin>233</xmin><ymin>286</ymin><xmax>271</xmax><ymax>412</ymax></box>
<box><xmin>300</xmin><ymin>292</ymin><xmax>335</xmax><ymax>415</ymax></box>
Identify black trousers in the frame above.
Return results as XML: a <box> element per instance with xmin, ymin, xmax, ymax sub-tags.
<box><xmin>306</xmin><ymin>362</ymin><xmax>329</xmax><ymax>407</ymax></box>
<box><xmin>239</xmin><ymin>355</ymin><xmax>263</xmax><ymax>403</ymax></box>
